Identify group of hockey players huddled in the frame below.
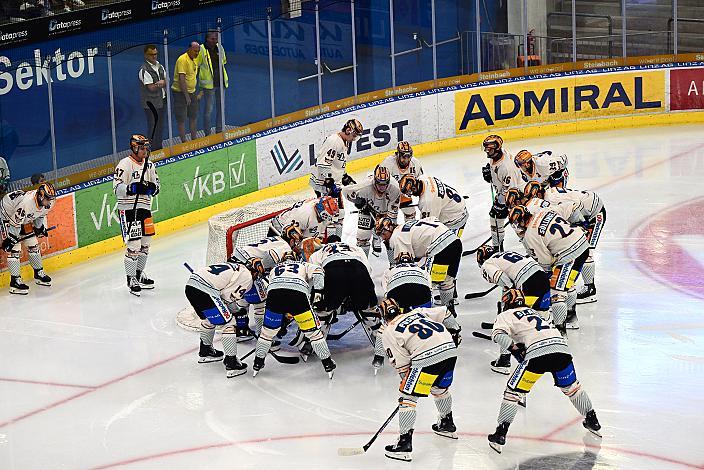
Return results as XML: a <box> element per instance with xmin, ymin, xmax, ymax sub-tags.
<box><xmin>0</xmin><ymin>120</ymin><xmax>605</xmax><ymax>461</ymax></box>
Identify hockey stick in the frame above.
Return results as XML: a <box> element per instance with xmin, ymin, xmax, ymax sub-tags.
<box><xmin>127</xmin><ymin>101</ymin><xmax>158</xmax><ymax>238</ymax></box>
<box><xmin>239</xmin><ymin>345</ymin><xmax>300</xmax><ymax>365</ymax></box>
<box><xmin>327</xmin><ymin>319</ymin><xmax>361</xmax><ymax>341</ymax></box>
<box><xmin>352</xmin><ymin>310</ymin><xmax>376</xmax><ymax>348</ymax></box>
<box><xmin>338</xmin><ymin>405</ymin><xmax>400</xmax><ymax>456</ymax></box>
<box><xmin>460</xmin><ymin>222</ymin><xmax>511</xmax><ymax>257</ymax></box>
<box><xmin>480</xmin><ymin>321</ymin><xmax>494</xmax><ymax>330</ymax></box>
<box><xmin>183</xmin><ymin>262</ymin><xmax>193</xmax><ymax>273</ymax></box>
<box><xmin>472</xmin><ymin>331</ymin><xmax>491</xmax><ymax>340</ymax></box>
<box><xmin>17</xmin><ymin>225</ymin><xmax>57</xmax><ymax>242</ymax></box>
<box><xmin>464</xmin><ymin>284</ymin><xmax>498</xmax><ymax>299</ymax></box>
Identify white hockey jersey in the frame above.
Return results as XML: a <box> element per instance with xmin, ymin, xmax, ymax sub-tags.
<box><xmin>0</xmin><ymin>190</ymin><xmax>52</xmax><ymax>238</ymax></box>
<box><xmin>521</xmin><ymin>151</ymin><xmax>568</xmax><ymax>186</ymax></box>
<box><xmin>0</xmin><ymin>156</ymin><xmax>9</xmax><ymax>186</ymax></box>
<box><xmin>481</xmin><ymin>251</ymin><xmax>543</xmax><ymax>288</ymax></box>
<box><xmin>270</xmin><ymin>199</ymin><xmax>332</xmax><ymax>239</ymax></box>
<box><xmin>268</xmin><ymin>260</ymin><xmax>324</xmax><ymax>296</ymax></box>
<box><xmin>489</xmin><ymin>149</ymin><xmax>524</xmax><ymax>204</ymax></box>
<box><xmin>380</xmin><ymin>154</ymin><xmax>424</xmax><ymax>182</ymax></box>
<box><xmin>113</xmin><ymin>156</ymin><xmax>160</xmax><ymax>211</ymax></box>
<box><xmin>309</xmin><ymin>132</ymin><xmax>349</xmax><ymax>193</ymax></box>
<box><xmin>307</xmin><ymin>241</ymin><xmax>371</xmax><ymax>271</ymax></box>
<box><xmin>344</xmin><ymin>175</ymin><xmax>400</xmax><ymax>219</ymax></box>
<box><xmin>382</xmin><ymin>262</ymin><xmax>431</xmax><ymax>293</ymax></box>
<box><xmin>492</xmin><ymin>306</ymin><xmax>569</xmax><ymax>361</ymax></box>
<box><xmin>416</xmin><ymin>175</ymin><xmax>468</xmax><ymax>228</ymax></box>
<box><xmin>388</xmin><ymin>217</ymin><xmax>457</xmax><ymax>260</ymax></box>
<box><xmin>522</xmin><ymin>208</ymin><xmax>589</xmax><ymax>269</ymax></box>
<box><xmin>543</xmin><ymin>187</ymin><xmax>603</xmax><ymax>224</ymax></box>
<box><xmin>382</xmin><ymin>307</ymin><xmax>457</xmax><ymax>373</ymax></box>
<box><xmin>524</xmin><ymin>197</ymin><xmax>573</xmax><ymax>220</ymax></box>
<box><xmin>231</xmin><ymin>236</ymin><xmax>291</xmax><ymax>270</ymax></box>
<box><xmin>186</xmin><ymin>262</ymin><xmax>254</xmax><ymax>305</ymax></box>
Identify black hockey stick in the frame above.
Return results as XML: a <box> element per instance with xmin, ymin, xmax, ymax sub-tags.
<box><xmin>464</xmin><ymin>284</ymin><xmax>498</xmax><ymax>299</ymax></box>
<box><xmin>480</xmin><ymin>322</ymin><xmax>494</xmax><ymax>330</ymax></box>
<box><xmin>240</xmin><ymin>345</ymin><xmax>300</xmax><ymax>365</ymax></box>
<box><xmin>327</xmin><ymin>319</ymin><xmax>361</xmax><ymax>341</ymax></box>
<box><xmin>338</xmin><ymin>405</ymin><xmax>400</xmax><ymax>456</ymax></box>
<box><xmin>461</xmin><ymin>222</ymin><xmax>511</xmax><ymax>257</ymax></box>
<box><xmin>17</xmin><ymin>225</ymin><xmax>57</xmax><ymax>242</ymax></box>
<box><xmin>127</xmin><ymin>101</ymin><xmax>158</xmax><ymax>237</ymax></box>
<box><xmin>352</xmin><ymin>310</ymin><xmax>376</xmax><ymax>348</ymax></box>
<box><xmin>472</xmin><ymin>331</ymin><xmax>492</xmax><ymax>340</ymax></box>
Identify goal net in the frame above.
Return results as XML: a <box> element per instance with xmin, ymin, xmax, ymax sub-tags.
<box><xmin>176</xmin><ymin>196</ymin><xmax>299</xmax><ymax>332</ymax></box>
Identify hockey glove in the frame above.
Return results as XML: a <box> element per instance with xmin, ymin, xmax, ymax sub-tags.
<box><xmin>341</xmin><ymin>173</ymin><xmax>356</xmax><ymax>186</ymax></box>
<box><xmin>354</xmin><ymin>196</ymin><xmax>370</xmax><ymax>212</ymax></box>
<box><xmin>489</xmin><ymin>199</ymin><xmax>508</xmax><ymax>219</ymax></box>
<box><xmin>145</xmin><ymin>181</ymin><xmax>159</xmax><ymax>196</ymax></box>
<box><xmin>509</xmin><ymin>342</ymin><xmax>527</xmax><ymax>362</ymax></box>
<box><xmin>127</xmin><ymin>182</ymin><xmax>148</xmax><ymax>196</ymax></box>
<box><xmin>448</xmin><ymin>327</ymin><xmax>462</xmax><ymax>347</ymax></box>
<box><xmin>1</xmin><ymin>234</ymin><xmax>18</xmax><ymax>252</ymax></box>
<box><xmin>33</xmin><ymin>225</ymin><xmax>49</xmax><ymax>238</ymax></box>
<box><xmin>482</xmin><ymin>163</ymin><xmax>492</xmax><ymax>183</ymax></box>
<box><xmin>311</xmin><ymin>289</ymin><xmax>325</xmax><ymax>310</ymax></box>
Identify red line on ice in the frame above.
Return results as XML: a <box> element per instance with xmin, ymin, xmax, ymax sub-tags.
<box><xmin>0</xmin><ymin>377</ymin><xmax>96</xmax><ymax>389</ymax></box>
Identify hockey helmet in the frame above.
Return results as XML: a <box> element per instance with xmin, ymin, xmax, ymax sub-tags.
<box><xmin>245</xmin><ymin>257</ymin><xmax>266</xmax><ymax>279</ymax></box>
<box><xmin>325</xmin><ymin>234</ymin><xmax>342</xmax><ymax>244</ymax></box>
<box><xmin>375</xmin><ymin>217</ymin><xmax>396</xmax><ymax>238</ymax></box>
<box><xmin>501</xmin><ymin>288</ymin><xmax>526</xmax><ymax>311</ymax></box>
<box><xmin>508</xmin><ymin>205</ymin><xmax>531</xmax><ymax>229</ymax></box>
<box><xmin>523</xmin><ymin>181</ymin><xmax>544</xmax><ymax>200</ymax></box>
<box><xmin>282</xmin><ymin>222</ymin><xmax>303</xmax><ymax>247</ymax></box>
<box><xmin>398</xmin><ymin>174</ymin><xmax>418</xmax><ymax>196</ymax></box>
<box><xmin>395</xmin><ymin>141</ymin><xmax>414</xmax><ymax>169</ymax></box>
<box><xmin>396</xmin><ymin>252</ymin><xmax>415</xmax><ymax>264</ymax></box>
<box><xmin>475</xmin><ymin>245</ymin><xmax>497</xmax><ymax>267</ymax></box>
<box><xmin>378</xmin><ymin>298</ymin><xmax>402</xmax><ymax>322</ymax></box>
<box><xmin>315</xmin><ymin>196</ymin><xmax>339</xmax><ymax>222</ymax></box>
<box><xmin>505</xmin><ymin>187</ymin><xmax>523</xmax><ymax>209</ymax></box>
<box><xmin>514</xmin><ymin>150</ymin><xmax>535</xmax><ymax>177</ymax></box>
<box><xmin>280</xmin><ymin>251</ymin><xmax>299</xmax><ymax>263</ymax></box>
<box><xmin>35</xmin><ymin>182</ymin><xmax>56</xmax><ymax>209</ymax></box>
<box><xmin>373</xmin><ymin>165</ymin><xmax>391</xmax><ymax>194</ymax></box>
<box><xmin>130</xmin><ymin>134</ymin><xmax>151</xmax><ymax>155</ymax></box>
<box><xmin>482</xmin><ymin>135</ymin><xmax>503</xmax><ymax>159</ymax></box>
<box><xmin>342</xmin><ymin>118</ymin><xmax>364</xmax><ymax>138</ymax></box>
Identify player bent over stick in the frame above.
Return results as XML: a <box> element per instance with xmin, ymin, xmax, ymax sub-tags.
<box><xmin>0</xmin><ymin>183</ymin><xmax>56</xmax><ymax>294</ymax></box>
<box><xmin>476</xmin><ymin>245</ymin><xmax>552</xmax><ymax>375</ymax></box>
<box><xmin>253</xmin><ymin>252</ymin><xmax>336</xmax><ymax>378</ymax></box>
<box><xmin>185</xmin><ymin>257</ymin><xmax>266</xmax><ymax>378</ymax></box>
<box><xmin>378</xmin><ymin>298</ymin><xmax>462</xmax><ymax>462</ymax></box>
<box><xmin>487</xmin><ymin>289</ymin><xmax>601</xmax><ymax>454</ymax></box>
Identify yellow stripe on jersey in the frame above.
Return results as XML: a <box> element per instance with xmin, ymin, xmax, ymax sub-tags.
<box><xmin>430</xmin><ymin>263</ymin><xmax>449</xmax><ymax>283</ymax></box>
<box><xmin>566</xmin><ymin>269</ymin><xmax>580</xmax><ymax>289</ymax></box>
<box><xmin>516</xmin><ymin>370</ymin><xmax>543</xmax><ymax>392</ymax></box>
<box><xmin>294</xmin><ymin>310</ymin><xmax>318</xmax><ymax>331</ymax></box>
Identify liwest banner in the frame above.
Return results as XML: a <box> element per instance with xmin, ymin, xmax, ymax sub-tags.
<box><xmin>454</xmin><ymin>71</ymin><xmax>666</xmax><ymax>134</ymax></box>
<box><xmin>74</xmin><ymin>139</ymin><xmax>258</xmax><ymax>247</ymax></box>
<box><xmin>670</xmin><ymin>68</ymin><xmax>704</xmax><ymax>111</ymax></box>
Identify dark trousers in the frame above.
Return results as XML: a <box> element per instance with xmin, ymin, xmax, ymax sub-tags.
<box><xmin>144</xmin><ymin>98</ymin><xmax>166</xmax><ymax>150</ymax></box>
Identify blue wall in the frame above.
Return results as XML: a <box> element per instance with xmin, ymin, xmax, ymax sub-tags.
<box><xmin>0</xmin><ymin>0</ymin><xmax>501</xmax><ymax>180</ymax></box>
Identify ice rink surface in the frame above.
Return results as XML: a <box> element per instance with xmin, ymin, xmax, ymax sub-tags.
<box><xmin>1</xmin><ymin>125</ymin><xmax>704</xmax><ymax>469</ymax></box>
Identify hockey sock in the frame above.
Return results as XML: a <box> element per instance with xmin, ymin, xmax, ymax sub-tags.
<box><xmin>255</xmin><ymin>326</ymin><xmax>276</xmax><ymax>359</ymax></box>
<box><xmin>499</xmin><ymin>344</ymin><xmax>510</xmax><ymax>355</ymax></box>
<box><xmin>566</xmin><ymin>288</ymin><xmax>577</xmax><ymax>311</ymax></box>
<box><xmin>437</xmin><ymin>278</ymin><xmax>455</xmax><ymax>307</ymax></box>
<box><xmin>124</xmin><ymin>250</ymin><xmax>138</xmax><ymax>277</ymax></box>
<box><xmin>497</xmin><ymin>389</ymin><xmax>523</xmax><ymax>424</ymax></box>
<box><xmin>551</xmin><ymin>298</ymin><xmax>568</xmax><ymax>325</ymax></box>
<box><xmin>7</xmin><ymin>251</ymin><xmax>21</xmax><ymax>277</ymax></box>
<box><xmin>137</xmin><ymin>248</ymin><xmax>149</xmax><ymax>273</ymax></box>
<box><xmin>432</xmin><ymin>389</ymin><xmax>452</xmax><ymax>418</ymax></box>
<box><xmin>374</xmin><ymin>331</ymin><xmax>385</xmax><ymax>357</ymax></box>
<box><xmin>398</xmin><ymin>395</ymin><xmax>418</xmax><ymax>434</ymax></box>
<box><xmin>27</xmin><ymin>246</ymin><xmax>43</xmax><ymax>270</ymax></box>
<box><xmin>310</xmin><ymin>337</ymin><xmax>331</xmax><ymax>360</ymax></box>
<box><xmin>582</xmin><ymin>258</ymin><xmax>595</xmax><ymax>286</ymax></box>
<box><xmin>359</xmin><ymin>241</ymin><xmax>371</xmax><ymax>256</ymax></box>
<box><xmin>200</xmin><ymin>321</ymin><xmax>216</xmax><ymax>346</ymax></box>
<box><xmin>385</xmin><ymin>240</ymin><xmax>395</xmax><ymax>265</ymax></box>
<box><xmin>490</xmin><ymin>217</ymin><xmax>505</xmax><ymax>248</ymax></box>
<box><xmin>222</xmin><ymin>330</ymin><xmax>238</xmax><ymax>357</ymax></box>
<box><xmin>561</xmin><ymin>381</ymin><xmax>593</xmax><ymax>416</ymax></box>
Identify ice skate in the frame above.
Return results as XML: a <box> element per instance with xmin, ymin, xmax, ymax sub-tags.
<box><xmin>576</xmin><ymin>284</ymin><xmax>597</xmax><ymax>304</ymax></box>
<box><xmin>432</xmin><ymin>412</ymin><xmax>457</xmax><ymax>439</ymax></box>
<box><xmin>9</xmin><ymin>276</ymin><xmax>29</xmax><ymax>295</ymax></box>
<box><xmin>384</xmin><ymin>430</ymin><xmax>413</xmax><ymax>461</ymax></box>
<box><xmin>372</xmin><ymin>354</ymin><xmax>384</xmax><ymax>375</ymax></box>
<box><xmin>490</xmin><ymin>353</ymin><xmax>511</xmax><ymax>375</ymax></box>
<box><xmin>127</xmin><ymin>276</ymin><xmax>141</xmax><ymax>297</ymax></box>
<box><xmin>33</xmin><ymin>268</ymin><xmax>51</xmax><ymax>286</ymax></box>
<box><xmin>583</xmin><ymin>409</ymin><xmax>602</xmax><ymax>437</ymax></box>
<box><xmin>136</xmin><ymin>270</ymin><xmax>154</xmax><ymax>290</ymax></box>
<box><xmin>224</xmin><ymin>355</ymin><xmax>247</xmax><ymax>378</ymax></box>
<box><xmin>198</xmin><ymin>340</ymin><xmax>223</xmax><ymax>363</ymax></box>
<box><xmin>488</xmin><ymin>422</ymin><xmax>510</xmax><ymax>454</ymax></box>
<box><xmin>565</xmin><ymin>307</ymin><xmax>579</xmax><ymax>329</ymax></box>
<box><xmin>321</xmin><ymin>357</ymin><xmax>336</xmax><ymax>379</ymax></box>
<box><xmin>252</xmin><ymin>356</ymin><xmax>265</xmax><ymax>377</ymax></box>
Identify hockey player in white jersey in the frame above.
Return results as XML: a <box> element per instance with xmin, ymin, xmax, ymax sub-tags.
<box><xmin>229</xmin><ymin>235</ymin><xmax>292</xmax><ymax>336</ymax></box>
<box><xmin>269</xmin><ymin>196</ymin><xmax>339</xmax><ymax>243</ymax></box>
<box><xmin>309</xmin><ymin>118</ymin><xmax>363</xmax><ymax>196</ymax></box>
<box><xmin>476</xmin><ymin>245</ymin><xmax>552</xmax><ymax>374</ymax></box>
<box><xmin>0</xmin><ymin>183</ymin><xmax>56</xmax><ymax>294</ymax></box>
<box><xmin>344</xmin><ymin>165</ymin><xmax>400</xmax><ymax>260</ymax></box>
<box><xmin>509</xmin><ymin>204</ymin><xmax>590</xmax><ymax>330</ymax></box>
<box><xmin>381</xmin><ymin>141</ymin><xmax>424</xmax><ymax>221</ymax></box>
<box><xmin>185</xmin><ymin>257</ymin><xmax>266</xmax><ymax>378</ymax></box>
<box><xmin>487</xmin><ymin>289</ymin><xmax>601</xmax><ymax>454</ymax></box>
<box><xmin>514</xmin><ymin>149</ymin><xmax>569</xmax><ymax>188</ymax></box>
<box><xmin>481</xmin><ymin>135</ymin><xmax>523</xmax><ymax>249</ymax></box>
<box><xmin>113</xmin><ymin>135</ymin><xmax>160</xmax><ymax>296</ymax></box>
<box><xmin>398</xmin><ymin>173</ymin><xmax>468</xmax><ymax>236</ymax></box>
<box><xmin>0</xmin><ymin>155</ymin><xmax>9</xmax><ymax>196</ymax></box>
<box><xmin>254</xmin><ymin>253</ymin><xmax>336</xmax><ymax>378</ymax></box>
<box><xmin>376</xmin><ymin>217</ymin><xmax>462</xmax><ymax>309</ymax></box>
<box><xmin>378</xmin><ymin>298</ymin><xmax>461</xmax><ymax>462</ymax></box>
<box><xmin>524</xmin><ymin>182</ymin><xmax>606</xmax><ymax>304</ymax></box>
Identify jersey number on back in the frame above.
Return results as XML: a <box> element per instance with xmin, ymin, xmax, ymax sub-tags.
<box><xmin>396</xmin><ymin>317</ymin><xmax>445</xmax><ymax>339</ymax></box>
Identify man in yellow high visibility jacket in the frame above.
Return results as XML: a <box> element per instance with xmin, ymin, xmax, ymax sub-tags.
<box><xmin>198</xmin><ymin>30</ymin><xmax>229</xmax><ymax>135</ymax></box>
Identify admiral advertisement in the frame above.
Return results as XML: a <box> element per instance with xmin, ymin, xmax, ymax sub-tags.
<box><xmin>670</xmin><ymin>67</ymin><xmax>704</xmax><ymax>111</ymax></box>
<box><xmin>254</xmin><ymin>100</ymin><xmax>423</xmax><ymax>189</ymax></box>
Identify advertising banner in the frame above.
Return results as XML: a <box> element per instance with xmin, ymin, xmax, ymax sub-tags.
<box><xmin>256</xmin><ymin>99</ymin><xmax>422</xmax><ymax>188</ymax></box>
<box><xmin>670</xmin><ymin>68</ymin><xmax>704</xmax><ymax>111</ymax></box>
<box><xmin>74</xmin><ymin>139</ymin><xmax>258</xmax><ymax>247</ymax></box>
<box><xmin>454</xmin><ymin>71</ymin><xmax>666</xmax><ymax>134</ymax></box>
<box><xmin>0</xmin><ymin>193</ymin><xmax>77</xmax><ymax>269</ymax></box>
